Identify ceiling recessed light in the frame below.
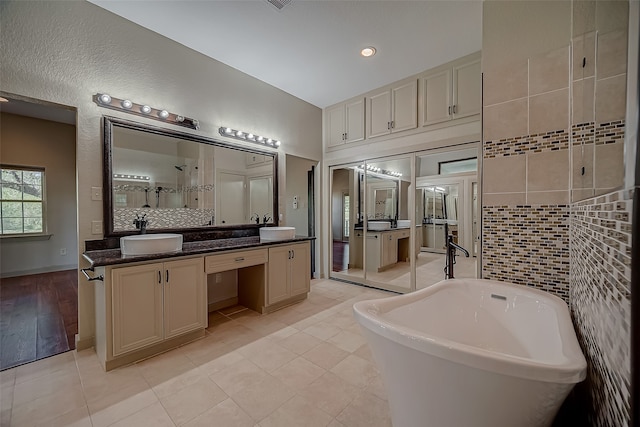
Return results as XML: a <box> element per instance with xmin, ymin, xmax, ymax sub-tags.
<box><xmin>361</xmin><ymin>47</ymin><xmax>376</xmax><ymax>57</ymax></box>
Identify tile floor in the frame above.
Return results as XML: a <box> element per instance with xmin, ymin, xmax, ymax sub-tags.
<box><xmin>0</xmin><ymin>280</ymin><xmax>394</xmax><ymax>427</ymax></box>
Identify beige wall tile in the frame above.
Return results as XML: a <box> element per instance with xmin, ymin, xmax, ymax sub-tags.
<box><xmin>573</xmin><ymin>1</ymin><xmax>596</xmax><ymax>36</ymax></box>
<box><xmin>595</xmin><ymin>0</ymin><xmax>629</xmax><ymax>34</ymax></box>
<box><xmin>594</xmin><ymin>142</ymin><xmax>624</xmax><ymax>189</ymax></box>
<box><xmin>573</xmin><ymin>32</ymin><xmax>596</xmax><ymax>80</ymax></box>
<box><xmin>530</xmin><ymin>46</ymin><xmax>570</xmax><ymax>95</ymax></box>
<box><xmin>483</xmin><ymin>156</ymin><xmax>527</xmax><ymax>194</ymax></box>
<box><xmin>529</xmin><ymin>89</ymin><xmax>569</xmax><ymax>134</ymax></box>
<box><xmin>572</xmin><ymin>77</ymin><xmax>595</xmax><ymax>124</ymax></box>
<box><xmin>527</xmin><ymin>190</ymin><xmax>569</xmax><ymax>204</ymax></box>
<box><xmin>572</xmin><ymin>143</ymin><xmax>594</xmax><ymax>189</ymax></box>
<box><xmin>595</xmin><ymin>74</ymin><xmax>627</xmax><ymax>123</ymax></box>
<box><xmin>483</xmin><ymin>60</ymin><xmax>528</xmax><ymax>106</ymax></box>
<box><xmin>482</xmin><ymin>192</ymin><xmax>526</xmax><ymax>206</ymax></box>
<box><xmin>597</xmin><ymin>30</ymin><xmax>628</xmax><ymax>79</ymax></box>
<box><xmin>527</xmin><ymin>150</ymin><xmax>570</xmax><ymax>191</ymax></box>
<box><xmin>483</xmin><ymin>99</ymin><xmax>528</xmax><ymax>141</ymax></box>
<box><xmin>572</xmin><ymin>188</ymin><xmax>595</xmax><ymax>201</ymax></box>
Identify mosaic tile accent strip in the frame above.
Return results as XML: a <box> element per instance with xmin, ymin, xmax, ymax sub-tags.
<box><xmin>595</xmin><ymin>120</ymin><xmax>625</xmax><ymax>145</ymax></box>
<box><xmin>571</xmin><ymin>120</ymin><xmax>625</xmax><ymax>146</ymax></box>
<box><xmin>570</xmin><ymin>188</ymin><xmax>632</xmax><ymax>427</ymax></box>
<box><xmin>481</xmin><ymin>205</ymin><xmax>570</xmax><ymax>301</ymax></box>
<box><xmin>114</xmin><ymin>208</ymin><xmax>215</xmax><ymax>231</ymax></box>
<box><xmin>483</xmin><ymin>129</ymin><xmax>569</xmax><ymax>158</ymax></box>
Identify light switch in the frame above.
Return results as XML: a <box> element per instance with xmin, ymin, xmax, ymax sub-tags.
<box><xmin>91</xmin><ymin>221</ymin><xmax>102</xmax><ymax>235</ymax></box>
<box><xmin>91</xmin><ymin>187</ymin><xmax>102</xmax><ymax>201</ymax></box>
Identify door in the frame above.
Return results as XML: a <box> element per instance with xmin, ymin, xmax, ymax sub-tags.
<box><xmin>163</xmin><ymin>257</ymin><xmax>205</xmax><ymax>339</ymax></box>
<box><xmin>326</xmin><ymin>104</ymin><xmax>346</xmax><ymax>147</ymax></box>
<box><xmin>290</xmin><ymin>243</ymin><xmax>311</xmax><ymax>297</ymax></box>
<box><xmin>248</xmin><ymin>175</ymin><xmax>273</xmax><ymax>221</ymax></box>
<box><xmin>111</xmin><ymin>263</ymin><xmax>164</xmax><ymax>356</ymax></box>
<box><xmin>217</xmin><ymin>171</ymin><xmax>246</xmax><ymax>225</ymax></box>
<box><xmin>345</xmin><ymin>98</ymin><xmax>365</xmax><ymax>143</ymax></box>
<box><xmin>391</xmin><ymin>80</ymin><xmax>418</xmax><ymax>132</ymax></box>
<box><xmin>422</xmin><ymin>70</ymin><xmax>452</xmax><ymax>126</ymax></box>
<box><xmin>368</xmin><ymin>90</ymin><xmax>391</xmax><ymax>138</ymax></box>
<box><xmin>267</xmin><ymin>246</ymin><xmax>290</xmax><ymax>305</ymax></box>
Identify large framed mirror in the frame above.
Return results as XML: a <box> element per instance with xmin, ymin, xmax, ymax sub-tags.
<box><xmin>103</xmin><ymin>117</ymin><xmax>278</xmax><ymax>237</ymax></box>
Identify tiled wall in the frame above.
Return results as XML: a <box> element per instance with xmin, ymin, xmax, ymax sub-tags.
<box><xmin>114</xmin><ymin>207</ymin><xmax>215</xmax><ymax>231</ymax></box>
<box><xmin>570</xmin><ymin>188</ymin><xmax>633</xmax><ymax>426</ymax></box>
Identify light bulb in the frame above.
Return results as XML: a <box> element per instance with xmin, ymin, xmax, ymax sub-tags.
<box><xmin>256</xmin><ymin>136</ymin><xmax>264</xmax><ymax>142</ymax></box>
<box><xmin>247</xmin><ymin>133</ymin><xmax>254</xmax><ymax>140</ymax></box>
<box><xmin>140</xmin><ymin>105</ymin><xmax>151</xmax><ymax>114</ymax></box>
<box><xmin>361</xmin><ymin>47</ymin><xmax>376</xmax><ymax>57</ymax></box>
<box><xmin>235</xmin><ymin>131</ymin><xmax>244</xmax><ymax>138</ymax></box>
<box><xmin>176</xmin><ymin>115</ymin><xmax>184</xmax><ymax>122</ymax></box>
<box><xmin>98</xmin><ymin>93</ymin><xmax>112</xmax><ymax>104</ymax></box>
<box><xmin>121</xmin><ymin>99</ymin><xmax>132</xmax><ymax>109</ymax></box>
<box><xmin>224</xmin><ymin>127</ymin><xmax>233</xmax><ymax>134</ymax></box>
<box><xmin>274</xmin><ymin>140</ymin><xmax>281</xmax><ymax>147</ymax></box>
<box><xmin>158</xmin><ymin>110</ymin><xmax>169</xmax><ymax>119</ymax></box>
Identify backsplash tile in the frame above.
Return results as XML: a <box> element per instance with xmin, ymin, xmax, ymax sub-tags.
<box><xmin>114</xmin><ymin>207</ymin><xmax>215</xmax><ymax>231</ymax></box>
<box><xmin>484</xmin><ymin>129</ymin><xmax>569</xmax><ymax>159</ymax></box>
<box><xmin>570</xmin><ymin>188</ymin><xmax>632</xmax><ymax>426</ymax></box>
<box><xmin>482</xmin><ymin>205</ymin><xmax>571</xmax><ymax>301</ymax></box>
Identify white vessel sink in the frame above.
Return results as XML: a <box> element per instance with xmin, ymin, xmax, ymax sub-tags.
<box><xmin>397</xmin><ymin>219</ymin><xmax>411</xmax><ymax>228</ymax></box>
<box><xmin>120</xmin><ymin>233</ymin><xmax>183</xmax><ymax>256</ymax></box>
<box><xmin>260</xmin><ymin>226</ymin><xmax>296</xmax><ymax>241</ymax></box>
<box><xmin>368</xmin><ymin>221</ymin><xmax>391</xmax><ymax>231</ymax></box>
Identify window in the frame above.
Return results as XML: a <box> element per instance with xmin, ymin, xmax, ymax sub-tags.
<box><xmin>0</xmin><ymin>166</ymin><xmax>46</xmax><ymax>235</ymax></box>
<box><xmin>438</xmin><ymin>157</ymin><xmax>477</xmax><ymax>175</ymax></box>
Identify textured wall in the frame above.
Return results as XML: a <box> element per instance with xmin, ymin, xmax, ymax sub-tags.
<box><xmin>0</xmin><ymin>0</ymin><xmax>322</xmax><ymax>344</ymax></box>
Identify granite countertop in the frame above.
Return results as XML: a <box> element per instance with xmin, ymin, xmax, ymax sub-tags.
<box><xmin>353</xmin><ymin>226</ymin><xmax>413</xmax><ymax>232</ymax></box>
<box><xmin>83</xmin><ymin>235</ymin><xmax>315</xmax><ymax>267</ymax></box>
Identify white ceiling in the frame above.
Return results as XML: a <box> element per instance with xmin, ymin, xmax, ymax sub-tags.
<box><xmin>88</xmin><ymin>0</ymin><xmax>483</xmax><ymax>108</ymax></box>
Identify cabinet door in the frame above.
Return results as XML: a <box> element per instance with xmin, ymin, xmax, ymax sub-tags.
<box><xmin>453</xmin><ymin>60</ymin><xmax>481</xmax><ymax>119</ymax></box>
<box><xmin>421</xmin><ymin>70</ymin><xmax>452</xmax><ymax>126</ymax></box>
<box><xmin>289</xmin><ymin>243</ymin><xmax>311</xmax><ymax>297</ymax></box>
<box><xmin>368</xmin><ymin>90</ymin><xmax>391</xmax><ymax>138</ymax></box>
<box><xmin>381</xmin><ymin>233</ymin><xmax>397</xmax><ymax>267</ymax></box>
<box><xmin>112</xmin><ymin>263</ymin><xmax>164</xmax><ymax>356</ymax></box>
<box><xmin>391</xmin><ymin>80</ymin><xmax>418</xmax><ymax>133</ymax></box>
<box><xmin>345</xmin><ymin>98</ymin><xmax>365</xmax><ymax>143</ymax></box>
<box><xmin>268</xmin><ymin>245</ymin><xmax>291</xmax><ymax>305</ymax></box>
<box><xmin>163</xmin><ymin>258</ymin><xmax>206</xmax><ymax>339</ymax></box>
<box><xmin>326</xmin><ymin>104</ymin><xmax>346</xmax><ymax>147</ymax></box>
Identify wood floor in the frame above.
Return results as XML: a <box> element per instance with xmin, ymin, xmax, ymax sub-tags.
<box><xmin>0</xmin><ymin>269</ymin><xmax>77</xmax><ymax>371</ymax></box>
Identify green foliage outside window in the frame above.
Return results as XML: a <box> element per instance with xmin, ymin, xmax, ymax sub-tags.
<box><xmin>0</xmin><ymin>167</ymin><xmax>45</xmax><ymax>235</ymax></box>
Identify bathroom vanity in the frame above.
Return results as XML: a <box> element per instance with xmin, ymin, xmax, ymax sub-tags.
<box><xmin>350</xmin><ymin>226</ymin><xmax>419</xmax><ymax>272</ymax></box>
<box><xmin>83</xmin><ymin>236</ymin><xmax>312</xmax><ymax>371</ymax></box>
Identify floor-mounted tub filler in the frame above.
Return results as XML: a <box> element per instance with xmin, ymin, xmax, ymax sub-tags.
<box><xmin>353</xmin><ymin>279</ymin><xmax>587</xmax><ymax>427</ymax></box>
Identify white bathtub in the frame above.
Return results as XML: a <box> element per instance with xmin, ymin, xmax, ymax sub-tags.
<box><xmin>353</xmin><ymin>278</ymin><xmax>587</xmax><ymax>427</ymax></box>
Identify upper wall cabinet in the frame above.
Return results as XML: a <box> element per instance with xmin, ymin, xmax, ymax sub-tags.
<box><xmin>367</xmin><ymin>79</ymin><xmax>418</xmax><ymax>138</ymax></box>
<box><xmin>421</xmin><ymin>57</ymin><xmax>481</xmax><ymax>127</ymax></box>
<box><xmin>326</xmin><ymin>98</ymin><xmax>365</xmax><ymax>148</ymax></box>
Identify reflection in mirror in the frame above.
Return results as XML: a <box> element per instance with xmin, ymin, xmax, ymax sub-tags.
<box><xmin>104</xmin><ymin>117</ymin><xmax>277</xmax><ymax>236</ymax></box>
<box><xmin>415</xmin><ymin>146</ymin><xmax>478</xmax><ymax>289</ymax></box>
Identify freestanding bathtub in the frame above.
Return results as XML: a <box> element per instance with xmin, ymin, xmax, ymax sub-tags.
<box><xmin>353</xmin><ymin>278</ymin><xmax>587</xmax><ymax>427</ymax></box>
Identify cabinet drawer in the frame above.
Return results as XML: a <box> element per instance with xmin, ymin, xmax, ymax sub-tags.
<box><xmin>396</xmin><ymin>229</ymin><xmax>410</xmax><ymax>239</ymax></box>
<box><xmin>205</xmin><ymin>249</ymin><xmax>268</xmax><ymax>274</ymax></box>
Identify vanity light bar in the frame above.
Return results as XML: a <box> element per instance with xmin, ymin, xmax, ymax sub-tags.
<box><xmin>357</xmin><ymin>165</ymin><xmax>402</xmax><ymax>178</ymax></box>
<box><xmin>93</xmin><ymin>93</ymin><xmax>199</xmax><ymax>130</ymax></box>
<box><xmin>218</xmin><ymin>127</ymin><xmax>281</xmax><ymax>148</ymax></box>
<box><xmin>113</xmin><ymin>174</ymin><xmax>150</xmax><ymax>181</ymax></box>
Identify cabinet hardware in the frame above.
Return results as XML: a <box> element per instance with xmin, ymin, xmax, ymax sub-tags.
<box><xmin>452</xmin><ymin>105</ymin><xmax>457</xmax><ymax>114</ymax></box>
<box><xmin>166</xmin><ymin>270</ymin><xmax>169</xmax><ymax>283</ymax></box>
<box><xmin>81</xmin><ymin>267</ymin><xmax>104</xmax><ymax>282</ymax></box>
<box><xmin>391</xmin><ymin>120</ymin><xmax>395</xmax><ymax>128</ymax></box>
<box><xmin>158</xmin><ymin>271</ymin><xmax>162</xmax><ymax>284</ymax></box>
<box><xmin>291</xmin><ymin>250</ymin><xmax>295</xmax><ymax>259</ymax></box>
<box><xmin>448</xmin><ymin>106</ymin><xmax>451</xmax><ymax>115</ymax></box>
<box><xmin>387</xmin><ymin>121</ymin><xmax>391</xmax><ymax>130</ymax></box>
<box><xmin>235</xmin><ymin>257</ymin><xmax>245</xmax><ymax>262</ymax></box>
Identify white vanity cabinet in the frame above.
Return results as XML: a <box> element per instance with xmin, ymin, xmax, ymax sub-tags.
<box><xmin>95</xmin><ymin>256</ymin><xmax>206</xmax><ymax>370</ymax></box>
<box><xmin>267</xmin><ymin>243</ymin><xmax>310</xmax><ymax>306</ymax></box>
<box><xmin>326</xmin><ymin>98</ymin><xmax>365</xmax><ymax>147</ymax></box>
<box><xmin>420</xmin><ymin>56</ymin><xmax>481</xmax><ymax>127</ymax></box>
<box><xmin>367</xmin><ymin>79</ymin><xmax>418</xmax><ymax>138</ymax></box>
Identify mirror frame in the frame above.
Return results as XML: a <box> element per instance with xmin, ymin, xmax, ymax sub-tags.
<box><xmin>102</xmin><ymin>116</ymin><xmax>278</xmax><ymax>237</ymax></box>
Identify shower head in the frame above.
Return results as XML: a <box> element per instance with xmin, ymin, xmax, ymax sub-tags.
<box><xmin>175</xmin><ymin>164</ymin><xmax>187</xmax><ymax>171</ymax></box>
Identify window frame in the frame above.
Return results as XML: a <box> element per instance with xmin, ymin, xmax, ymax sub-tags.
<box><xmin>0</xmin><ymin>164</ymin><xmax>48</xmax><ymax>237</ymax></box>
